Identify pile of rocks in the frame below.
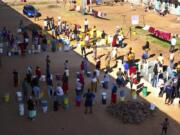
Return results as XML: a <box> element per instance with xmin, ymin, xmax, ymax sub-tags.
<box><xmin>106</xmin><ymin>101</ymin><xmax>154</xmax><ymax>124</ymax></box>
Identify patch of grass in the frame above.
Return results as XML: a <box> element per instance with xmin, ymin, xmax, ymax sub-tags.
<box><xmin>135</xmin><ymin>28</ymin><xmax>180</xmax><ymax>48</ymax></box>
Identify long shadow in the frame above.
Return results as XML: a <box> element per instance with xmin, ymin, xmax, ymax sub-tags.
<box><xmin>149</xmin><ymin>53</ymin><xmax>156</xmax><ymax>58</ymax></box>
<box><xmin>0</xmin><ymin>1</ymin><xmax>180</xmax><ymax>135</ymax></box>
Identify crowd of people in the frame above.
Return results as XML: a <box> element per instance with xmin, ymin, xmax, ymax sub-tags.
<box><xmin>0</xmin><ymin>11</ymin><xmax>179</xmax><ymax>123</ymax></box>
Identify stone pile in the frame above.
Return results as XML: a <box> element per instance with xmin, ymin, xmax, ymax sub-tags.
<box><xmin>106</xmin><ymin>101</ymin><xmax>153</xmax><ymax>124</ymax></box>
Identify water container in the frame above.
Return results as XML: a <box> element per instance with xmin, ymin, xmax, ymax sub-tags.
<box><xmin>76</xmin><ymin>95</ymin><xmax>81</xmax><ymax>107</ymax></box>
<box><xmin>124</xmin><ymin>62</ymin><xmax>129</xmax><ymax>72</ymax></box>
<box><xmin>41</xmin><ymin>100</ymin><xmax>48</xmax><ymax>113</ymax></box>
<box><xmin>4</xmin><ymin>93</ymin><xmax>10</xmax><ymax>103</ymax></box>
<box><xmin>119</xmin><ymin>90</ymin><xmax>125</xmax><ymax>97</ymax></box>
<box><xmin>16</xmin><ymin>91</ymin><xmax>23</xmax><ymax>102</ymax></box>
<box><xmin>63</xmin><ymin>96</ymin><xmax>69</xmax><ymax>109</ymax></box>
<box><xmin>132</xmin><ymin>90</ymin><xmax>137</xmax><ymax>100</ymax></box>
<box><xmin>119</xmin><ymin>90</ymin><xmax>125</xmax><ymax>102</ymax></box>
<box><xmin>19</xmin><ymin>103</ymin><xmax>24</xmax><ymax>116</ymax></box>
<box><xmin>142</xmin><ymin>86</ymin><xmax>148</xmax><ymax>97</ymax></box>
<box><xmin>101</xmin><ymin>92</ymin><xmax>107</xmax><ymax>105</ymax></box>
<box><xmin>111</xmin><ymin>92</ymin><xmax>117</xmax><ymax>104</ymax></box>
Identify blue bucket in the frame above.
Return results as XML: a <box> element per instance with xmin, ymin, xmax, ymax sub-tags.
<box><xmin>41</xmin><ymin>100</ymin><xmax>48</xmax><ymax>107</ymax></box>
<box><xmin>76</xmin><ymin>95</ymin><xmax>81</xmax><ymax>101</ymax></box>
<box><xmin>119</xmin><ymin>90</ymin><xmax>125</xmax><ymax>97</ymax></box>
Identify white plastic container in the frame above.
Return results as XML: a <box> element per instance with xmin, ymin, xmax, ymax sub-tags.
<box><xmin>16</xmin><ymin>91</ymin><xmax>23</xmax><ymax>102</ymax></box>
<box><xmin>19</xmin><ymin>103</ymin><xmax>24</xmax><ymax>116</ymax></box>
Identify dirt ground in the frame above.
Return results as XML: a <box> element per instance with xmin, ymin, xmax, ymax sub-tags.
<box><xmin>10</xmin><ymin>1</ymin><xmax>180</xmax><ymax>63</ymax></box>
<box><xmin>0</xmin><ymin>1</ymin><xmax>180</xmax><ymax>135</ymax></box>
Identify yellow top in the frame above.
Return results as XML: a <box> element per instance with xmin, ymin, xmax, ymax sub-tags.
<box><xmin>119</xmin><ymin>29</ymin><xmax>124</xmax><ymax>36</ymax></box>
<box><xmin>176</xmin><ymin>64</ymin><xmax>180</xmax><ymax>70</ymax></box>
<box><xmin>80</xmin><ymin>40</ymin><xmax>85</xmax><ymax>47</ymax></box>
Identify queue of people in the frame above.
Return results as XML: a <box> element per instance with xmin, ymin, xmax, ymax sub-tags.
<box><xmin>1</xmin><ymin>12</ymin><xmax>179</xmax><ymax>122</ymax></box>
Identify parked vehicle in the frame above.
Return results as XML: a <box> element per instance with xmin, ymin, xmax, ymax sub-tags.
<box><xmin>23</xmin><ymin>5</ymin><xmax>41</xmax><ymax>17</ymax></box>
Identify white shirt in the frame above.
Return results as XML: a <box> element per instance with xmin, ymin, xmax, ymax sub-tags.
<box><xmin>58</xmin><ymin>20</ymin><xmax>61</xmax><ymax>26</ymax></box>
<box><xmin>92</xmin><ymin>77</ymin><xmax>97</xmax><ymax>83</ymax></box>
<box><xmin>95</xmin><ymin>69</ymin><xmax>100</xmax><ymax>77</ymax></box>
<box><xmin>85</xmin><ymin>35</ymin><xmax>89</xmax><ymax>42</ymax></box>
<box><xmin>44</xmin><ymin>20</ymin><xmax>47</xmax><ymax>26</ymax></box>
<box><xmin>171</xmin><ymin>38</ymin><xmax>176</xmax><ymax>46</ymax></box>
<box><xmin>170</xmin><ymin>53</ymin><xmax>174</xmax><ymax>61</ymax></box>
<box><xmin>84</xmin><ymin>20</ymin><xmax>88</xmax><ymax>26</ymax></box>
<box><xmin>103</xmin><ymin>74</ymin><xmax>110</xmax><ymax>82</ymax></box>
<box><xmin>76</xmin><ymin>81</ymin><xmax>82</xmax><ymax>90</ymax></box>
<box><xmin>157</xmin><ymin>79</ymin><xmax>164</xmax><ymax>88</ymax></box>
<box><xmin>111</xmin><ymin>48</ymin><xmax>117</xmax><ymax>58</ymax></box>
<box><xmin>118</xmin><ymin>35</ymin><xmax>123</xmax><ymax>41</ymax></box>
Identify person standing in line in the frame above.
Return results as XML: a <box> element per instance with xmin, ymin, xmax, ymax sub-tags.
<box><xmin>105</xmin><ymin>51</ymin><xmax>111</xmax><ymax>72</ymax></box>
<box><xmin>46</xmin><ymin>55</ymin><xmax>51</xmax><ymax>81</ymax></box>
<box><xmin>102</xmin><ymin>71</ymin><xmax>110</xmax><ymax>89</ymax></box>
<box><xmin>83</xmin><ymin>89</ymin><xmax>95</xmax><ymax>114</ymax></box>
<box><xmin>62</xmin><ymin>72</ymin><xmax>69</xmax><ymax>94</ymax></box>
<box><xmin>84</xmin><ymin>18</ymin><xmax>89</xmax><ymax>32</ymax></box>
<box><xmin>75</xmin><ymin>78</ymin><xmax>82</xmax><ymax>96</ymax></box>
<box><xmin>26</xmin><ymin>65</ymin><xmax>33</xmax><ymax>83</ymax></box>
<box><xmin>46</xmin><ymin>55</ymin><xmax>51</xmax><ymax>67</ymax></box>
<box><xmin>157</xmin><ymin>53</ymin><xmax>164</xmax><ymax>72</ymax></box>
<box><xmin>83</xmin><ymin>56</ymin><xmax>89</xmax><ymax>75</ymax></box>
<box><xmin>55</xmin><ymin>83</ymin><xmax>64</xmax><ymax>105</ymax></box>
<box><xmin>78</xmin><ymin>71</ymin><xmax>85</xmax><ymax>92</ymax></box>
<box><xmin>152</xmin><ymin>64</ymin><xmax>159</xmax><ymax>88</ymax></box>
<box><xmin>93</xmin><ymin>45</ymin><xmax>97</xmax><ymax>60</ymax></box>
<box><xmin>35</xmin><ymin>66</ymin><xmax>42</xmax><ymax>80</ymax></box>
<box><xmin>96</xmin><ymin>58</ymin><xmax>101</xmax><ymax>70</ymax></box>
<box><xmin>22</xmin><ymin>77</ymin><xmax>29</xmax><ymax>101</ymax></box>
<box><xmin>91</xmin><ymin>71</ymin><xmax>98</xmax><ymax>92</ymax></box>
<box><xmin>47</xmin><ymin>78</ymin><xmax>53</xmax><ymax>98</ymax></box>
<box><xmin>27</xmin><ymin>96</ymin><xmax>36</xmax><ymax>121</ymax></box>
<box><xmin>13</xmin><ymin>70</ymin><xmax>19</xmax><ymax>87</ymax></box>
<box><xmin>169</xmin><ymin>50</ymin><xmax>174</xmax><ymax>68</ymax></box>
<box><xmin>170</xmin><ymin>36</ymin><xmax>176</xmax><ymax>52</ymax></box>
<box><xmin>161</xmin><ymin>118</ymin><xmax>169</xmax><ymax>135</ymax></box>
<box><xmin>80</xmin><ymin>38</ymin><xmax>86</xmax><ymax>57</ymax></box>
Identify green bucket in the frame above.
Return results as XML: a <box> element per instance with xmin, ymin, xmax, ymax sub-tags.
<box><xmin>142</xmin><ymin>86</ymin><xmax>148</xmax><ymax>97</ymax></box>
